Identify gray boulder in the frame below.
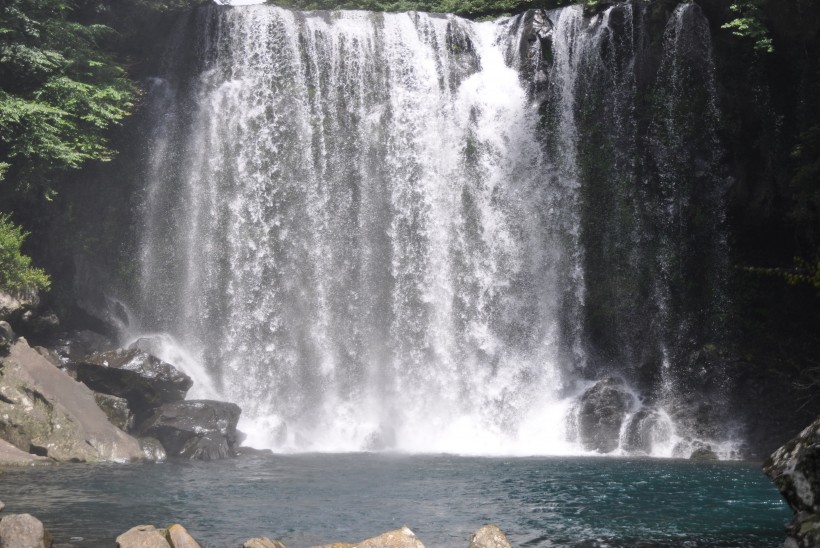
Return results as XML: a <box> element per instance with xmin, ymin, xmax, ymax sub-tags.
<box><xmin>311</xmin><ymin>526</ymin><xmax>424</xmax><ymax>548</ymax></box>
<box><xmin>764</xmin><ymin>415</ymin><xmax>820</xmax><ymax>548</ymax></box>
<box><xmin>575</xmin><ymin>378</ymin><xmax>635</xmax><ymax>453</ymax></box>
<box><xmin>139</xmin><ymin>437</ymin><xmax>167</xmax><ymax>462</ymax></box>
<box><xmin>0</xmin><ymin>439</ymin><xmax>51</xmax><ymax>466</ymax></box>
<box><xmin>167</xmin><ymin>524</ymin><xmax>202</xmax><ymax>548</ymax></box>
<box><xmin>764</xmin><ymin>414</ymin><xmax>820</xmax><ymax>514</ymax></box>
<box><xmin>94</xmin><ymin>393</ymin><xmax>134</xmax><ymax>432</ymax></box>
<box><xmin>0</xmin><ymin>339</ymin><xmax>143</xmax><ymax>463</ymax></box>
<box><xmin>77</xmin><ymin>349</ymin><xmax>192</xmax><ymax>422</ymax></box>
<box><xmin>140</xmin><ymin>400</ymin><xmax>241</xmax><ymax>461</ymax></box>
<box><xmin>0</xmin><ymin>513</ymin><xmax>53</xmax><ymax>548</ymax></box>
<box><xmin>116</xmin><ymin>525</ymin><xmax>171</xmax><ymax>548</ymax></box>
<box><xmin>469</xmin><ymin>525</ymin><xmax>511</xmax><ymax>548</ymax></box>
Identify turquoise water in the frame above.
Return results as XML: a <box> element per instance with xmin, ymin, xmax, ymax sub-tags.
<box><xmin>0</xmin><ymin>455</ymin><xmax>789</xmax><ymax>547</ymax></box>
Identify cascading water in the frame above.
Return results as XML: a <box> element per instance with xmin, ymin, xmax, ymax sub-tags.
<box><xmin>129</xmin><ymin>2</ymin><xmax>738</xmax><ymax>457</ymax></box>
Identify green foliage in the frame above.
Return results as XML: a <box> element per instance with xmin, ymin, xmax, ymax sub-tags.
<box><xmin>0</xmin><ymin>213</ymin><xmax>50</xmax><ymax>294</ymax></box>
<box><xmin>723</xmin><ymin>0</ymin><xmax>773</xmax><ymax>53</ymax></box>
<box><xmin>0</xmin><ymin>0</ymin><xmax>137</xmax><ymax>199</ymax></box>
<box><xmin>742</xmin><ymin>257</ymin><xmax>820</xmax><ymax>294</ymax></box>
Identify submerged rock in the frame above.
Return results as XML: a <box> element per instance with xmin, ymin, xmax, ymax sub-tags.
<box><xmin>312</xmin><ymin>526</ymin><xmax>425</xmax><ymax>548</ymax></box>
<box><xmin>0</xmin><ymin>339</ymin><xmax>143</xmax><ymax>463</ymax></box>
<box><xmin>139</xmin><ymin>400</ymin><xmax>241</xmax><ymax>461</ymax></box>
<box><xmin>469</xmin><ymin>525</ymin><xmax>510</xmax><ymax>548</ymax></box>
<box><xmin>116</xmin><ymin>525</ymin><xmax>171</xmax><ymax>548</ymax></box>
<box><xmin>77</xmin><ymin>349</ymin><xmax>193</xmax><ymax>422</ymax></box>
<box><xmin>243</xmin><ymin>538</ymin><xmax>286</xmax><ymax>548</ymax></box>
<box><xmin>0</xmin><ymin>513</ymin><xmax>53</xmax><ymax>548</ymax></box>
<box><xmin>575</xmin><ymin>378</ymin><xmax>635</xmax><ymax>453</ymax></box>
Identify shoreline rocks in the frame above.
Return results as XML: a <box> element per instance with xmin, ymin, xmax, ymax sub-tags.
<box><xmin>0</xmin><ymin>513</ymin><xmax>53</xmax><ymax>548</ymax></box>
<box><xmin>764</xmin><ymin>414</ymin><xmax>820</xmax><ymax>547</ymax></box>
<box><xmin>0</xmin><ymin>338</ymin><xmax>143</xmax><ymax>463</ymax></box>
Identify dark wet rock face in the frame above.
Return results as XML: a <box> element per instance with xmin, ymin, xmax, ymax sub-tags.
<box><xmin>139</xmin><ymin>400</ymin><xmax>241</xmax><ymax>461</ymax></box>
<box><xmin>575</xmin><ymin>378</ymin><xmax>635</xmax><ymax>453</ymax></box>
<box><xmin>765</xmin><ymin>415</ymin><xmax>820</xmax><ymax>547</ymax></box>
<box><xmin>77</xmin><ymin>349</ymin><xmax>192</xmax><ymax>422</ymax></box>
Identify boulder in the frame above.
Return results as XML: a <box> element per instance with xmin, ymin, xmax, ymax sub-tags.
<box><xmin>166</xmin><ymin>524</ymin><xmax>202</xmax><ymax>548</ymax></box>
<box><xmin>312</xmin><ymin>526</ymin><xmax>424</xmax><ymax>548</ymax></box>
<box><xmin>243</xmin><ymin>538</ymin><xmax>285</xmax><ymax>548</ymax></box>
<box><xmin>690</xmin><ymin>447</ymin><xmax>719</xmax><ymax>461</ymax></box>
<box><xmin>0</xmin><ymin>501</ymin><xmax>4</xmax><ymax>513</ymax></box>
<box><xmin>575</xmin><ymin>378</ymin><xmax>635</xmax><ymax>453</ymax></box>
<box><xmin>94</xmin><ymin>393</ymin><xmax>134</xmax><ymax>432</ymax></box>
<box><xmin>0</xmin><ymin>513</ymin><xmax>53</xmax><ymax>548</ymax></box>
<box><xmin>764</xmin><ymin>415</ymin><xmax>820</xmax><ymax>514</ymax></box>
<box><xmin>77</xmin><ymin>349</ymin><xmax>193</xmax><ymax>422</ymax></box>
<box><xmin>116</xmin><ymin>525</ymin><xmax>171</xmax><ymax>548</ymax></box>
<box><xmin>0</xmin><ymin>439</ymin><xmax>51</xmax><ymax>466</ymax></box>
<box><xmin>139</xmin><ymin>437</ymin><xmax>167</xmax><ymax>462</ymax></box>
<box><xmin>468</xmin><ymin>525</ymin><xmax>510</xmax><ymax>548</ymax></box>
<box><xmin>139</xmin><ymin>400</ymin><xmax>241</xmax><ymax>461</ymax></box>
<box><xmin>0</xmin><ymin>339</ymin><xmax>143</xmax><ymax>462</ymax></box>
<box><xmin>785</xmin><ymin>511</ymin><xmax>820</xmax><ymax>548</ymax></box>
<box><xmin>765</xmin><ymin>415</ymin><xmax>820</xmax><ymax>548</ymax></box>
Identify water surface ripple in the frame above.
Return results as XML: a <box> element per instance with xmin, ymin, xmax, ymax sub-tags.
<box><xmin>0</xmin><ymin>455</ymin><xmax>788</xmax><ymax>547</ymax></box>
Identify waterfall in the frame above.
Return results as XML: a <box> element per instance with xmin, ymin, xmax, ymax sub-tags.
<box><xmin>130</xmin><ymin>2</ymin><xmax>737</xmax><ymax>457</ymax></box>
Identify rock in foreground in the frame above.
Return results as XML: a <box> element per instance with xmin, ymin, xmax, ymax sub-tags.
<box><xmin>140</xmin><ymin>400</ymin><xmax>241</xmax><ymax>460</ymax></box>
<box><xmin>116</xmin><ymin>525</ymin><xmax>171</xmax><ymax>548</ymax></box>
<box><xmin>77</xmin><ymin>349</ymin><xmax>193</xmax><ymax>422</ymax></box>
<box><xmin>312</xmin><ymin>526</ymin><xmax>425</xmax><ymax>548</ymax></box>
<box><xmin>764</xmin><ymin>414</ymin><xmax>820</xmax><ymax>547</ymax></box>
<box><xmin>469</xmin><ymin>525</ymin><xmax>510</xmax><ymax>548</ymax></box>
<box><xmin>0</xmin><ymin>513</ymin><xmax>53</xmax><ymax>548</ymax></box>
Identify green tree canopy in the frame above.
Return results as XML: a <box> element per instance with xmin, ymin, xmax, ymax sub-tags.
<box><xmin>0</xmin><ymin>0</ymin><xmax>137</xmax><ymax>200</ymax></box>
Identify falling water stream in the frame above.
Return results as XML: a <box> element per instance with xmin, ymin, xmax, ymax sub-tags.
<box><xmin>129</xmin><ymin>2</ymin><xmax>737</xmax><ymax>457</ymax></box>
